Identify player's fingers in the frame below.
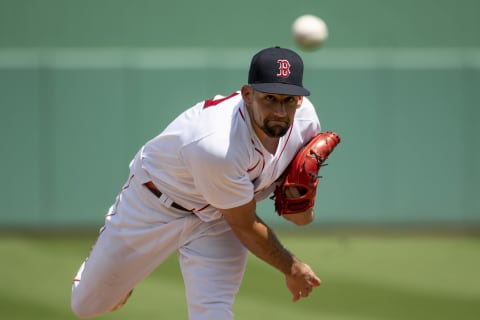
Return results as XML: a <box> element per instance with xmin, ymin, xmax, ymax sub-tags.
<box><xmin>308</xmin><ymin>275</ymin><xmax>322</xmax><ymax>287</ymax></box>
<box><xmin>285</xmin><ymin>187</ymin><xmax>301</xmax><ymax>198</ymax></box>
<box><xmin>297</xmin><ymin>288</ymin><xmax>311</xmax><ymax>300</ymax></box>
<box><xmin>292</xmin><ymin>291</ymin><xmax>301</xmax><ymax>302</ymax></box>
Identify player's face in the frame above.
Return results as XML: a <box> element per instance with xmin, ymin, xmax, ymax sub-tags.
<box><xmin>242</xmin><ymin>86</ymin><xmax>303</xmax><ymax>138</ymax></box>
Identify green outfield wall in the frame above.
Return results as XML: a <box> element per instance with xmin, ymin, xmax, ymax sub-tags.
<box><xmin>1</xmin><ymin>0</ymin><xmax>479</xmax><ymax>228</ymax></box>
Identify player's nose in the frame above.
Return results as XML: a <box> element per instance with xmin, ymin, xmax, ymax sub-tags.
<box><xmin>272</xmin><ymin>103</ymin><xmax>288</xmax><ymax>116</ymax></box>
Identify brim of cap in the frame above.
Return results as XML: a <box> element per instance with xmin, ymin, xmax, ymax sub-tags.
<box><xmin>251</xmin><ymin>83</ymin><xmax>310</xmax><ymax>96</ymax></box>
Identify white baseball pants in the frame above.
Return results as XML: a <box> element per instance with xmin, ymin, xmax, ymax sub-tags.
<box><xmin>71</xmin><ymin>173</ymin><xmax>248</xmax><ymax>319</ymax></box>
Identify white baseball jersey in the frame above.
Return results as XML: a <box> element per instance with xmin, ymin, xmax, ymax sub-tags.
<box><xmin>132</xmin><ymin>91</ymin><xmax>321</xmax><ymax>222</ymax></box>
<box><xmin>72</xmin><ymin>90</ymin><xmax>322</xmax><ymax>319</ymax></box>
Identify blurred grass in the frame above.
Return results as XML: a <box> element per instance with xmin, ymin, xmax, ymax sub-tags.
<box><xmin>0</xmin><ymin>231</ymin><xmax>479</xmax><ymax>320</ymax></box>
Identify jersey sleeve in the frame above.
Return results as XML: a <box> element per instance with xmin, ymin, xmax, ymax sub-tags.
<box><xmin>180</xmin><ymin>139</ymin><xmax>254</xmax><ymax>210</ymax></box>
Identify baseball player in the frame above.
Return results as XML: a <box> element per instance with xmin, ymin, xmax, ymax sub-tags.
<box><xmin>71</xmin><ymin>47</ymin><xmax>325</xmax><ymax>319</ymax></box>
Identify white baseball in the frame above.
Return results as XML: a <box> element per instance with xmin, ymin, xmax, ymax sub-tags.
<box><xmin>292</xmin><ymin>14</ymin><xmax>329</xmax><ymax>50</ymax></box>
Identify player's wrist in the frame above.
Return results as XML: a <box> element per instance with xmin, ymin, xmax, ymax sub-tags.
<box><xmin>285</xmin><ymin>256</ymin><xmax>304</xmax><ymax>276</ymax></box>
<box><xmin>282</xmin><ymin>209</ymin><xmax>314</xmax><ymax>226</ymax></box>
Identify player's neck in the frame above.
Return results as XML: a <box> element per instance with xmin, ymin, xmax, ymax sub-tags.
<box><xmin>253</xmin><ymin>127</ymin><xmax>279</xmax><ymax>154</ymax></box>
<box><xmin>262</xmin><ymin>137</ymin><xmax>280</xmax><ymax>154</ymax></box>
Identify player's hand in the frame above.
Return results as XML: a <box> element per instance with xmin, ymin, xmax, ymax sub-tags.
<box><xmin>281</xmin><ymin>187</ymin><xmax>315</xmax><ymax>226</ymax></box>
<box><xmin>281</xmin><ymin>208</ymin><xmax>314</xmax><ymax>226</ymax></box>
<box><xmin>285</xmin><ymin>258</ymin><xmax>321</xmax><ymax>302</ymax></box>
<box><xmin>285</xmin><ymin>186</ymin><xmax>302</xmax><ymax>198</ymax></box>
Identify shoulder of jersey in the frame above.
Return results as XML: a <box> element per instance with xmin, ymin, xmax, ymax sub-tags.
<box><xmin>202</xmin><ymin>91</ymin><xmax>242</xmax><ymax>109</ymax></box>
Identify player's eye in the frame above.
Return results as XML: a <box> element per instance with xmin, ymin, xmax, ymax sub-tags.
<box><xmin>284</xmin><ymin>96</ymin><xmax>299</xmax><ymax>106</ymax></box>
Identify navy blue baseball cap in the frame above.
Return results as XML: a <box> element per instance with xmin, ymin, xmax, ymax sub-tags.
<box><xmin>248</xmin><ymin>46</ymin><xmax>310</xmax><ymax>96</ymax></box>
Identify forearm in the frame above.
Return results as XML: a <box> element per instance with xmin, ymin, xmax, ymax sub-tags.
<box><xmin>221</xmin><ymin>199</ymin><xmax>321</xmax><ymax>302</ymax></box>
<box><xmin>229</xmin><ymin>214</ymin><xmax>297</xmax><ymax>275</ymax></box>
<box><xmin>221</xmin><ymin>200</ymin><xmax>297</xmax><ymax>275</ymax></box>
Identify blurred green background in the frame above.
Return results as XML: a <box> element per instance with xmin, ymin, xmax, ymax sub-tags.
<box><xmin>0</xmin><ymin>0</ymin><xmax>479</xmax><ymax>319</ymax></box>
<box><xmin>1</xmin><ymin>232</ymin><xmax>479</xmax><ymax>320</ymax></box>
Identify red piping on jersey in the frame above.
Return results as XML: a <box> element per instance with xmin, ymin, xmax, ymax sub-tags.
<box><xmin>271</xmin><ymin>123</ymin><xmax>294</xmax><ymax>178</ymax></box>
<box><xmin>253</xmin><ymin>147</ymin><xmax>266</xmax><ymax>172</ymax></box>
<box><xmin>106</xmin><ymin>174</ymin><xmax>134</xmax><ymax>217</ymax></box>
<box><xmin>247</xmin><ymin>137</ymin><xmax>263</xmax><ymax>173</ymax></box>
<box><xmin>277</xmin><ymin>124</ymin><xmax>293</xmax><ymax>158</ymax></box>
<box><xmin>247</xmin><ymin>159</ymin><xmax>261</xmax><ymax>173</ymax></box>
<box><xmin>238</xmin><ymin>107</ymin><xmax>246</xmax><ymax>121</ymax></box>
<box><xmin>196</xmin><ymin>204</ymin><xmax>210</xmax><ymax>212</ymax></box>
<box><xmin>203</xmin><ymin>92</ymin><xmax>239</xmax><ymax>109</ymax></box>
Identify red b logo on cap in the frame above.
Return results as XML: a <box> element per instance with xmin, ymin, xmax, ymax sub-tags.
<box><xmin>276</xmin><ymin>59</ymin><xmax>291</xmax><ymax>78</ymax></box>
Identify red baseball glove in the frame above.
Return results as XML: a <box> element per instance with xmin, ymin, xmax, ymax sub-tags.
<box><xmin>273</xmin><ymin>131</ymin><xmax>341</xmax><ymax>215</ymax></box>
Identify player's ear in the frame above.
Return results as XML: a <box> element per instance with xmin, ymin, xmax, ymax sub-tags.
<box><xmin>241</xmin><ymin>85</ymin><xmax>254</xmax><ymax>105</ymax></box>
<box><xmin>297</xmin><ymin>96</ymin><xmax>304</xmax><ymax>108</ymax></box>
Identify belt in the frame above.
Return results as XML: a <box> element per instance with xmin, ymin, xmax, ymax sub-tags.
<box><xmin>144</xmin><ymin>181</ymin><xmax>191</xmax><ymax>212</ymax></box>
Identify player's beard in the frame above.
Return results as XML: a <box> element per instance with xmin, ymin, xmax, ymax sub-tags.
<box><xmin>261</xmin><ymin>119</ymin><xmax>291</xmax><ymax>138</ymax></box>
